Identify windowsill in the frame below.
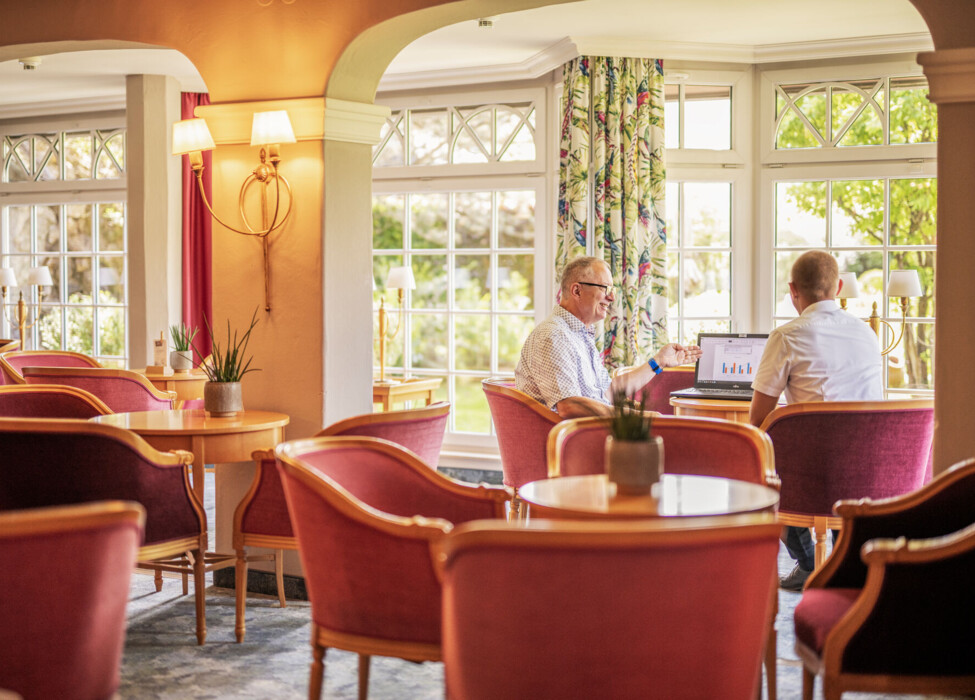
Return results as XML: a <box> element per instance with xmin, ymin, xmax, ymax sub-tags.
<box><xmin>438</xmin><ymin>446</ymin><xmax>501</xmax><ymax>472</ymax></box>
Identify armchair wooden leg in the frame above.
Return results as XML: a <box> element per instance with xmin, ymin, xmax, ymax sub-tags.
<box><xmin>813</xmin><ymin>518</ymin><xmax>828</xmax><ymax>569</ymax></box>
<box><xmin>358</xmin><ymin>654</ymin><xmax>371</xmax><ymax>700</ymax></box>
<box><xmin>192</xmin><ymin>549</ymin><xmax>207</xmax><ymax>645</ymax></box>
<box><xmin>309</xmin><ymin>631</ymin><xmax>325</xmax><ymax>700</ymax></box>
<box><xmin>275</xmin><ymin>548</ymin><xmax>286</xmax><ymax>608</ymax></box>
<box><xmin>801</xmin><ymin>666</ymin><xmax>815</xmax><ymax>700</ymax></box>
<box><xmin>235</xmin><ymin>548</ymin><xmax>248</xmax><ymax>643</ymax></box>
<box><xmin>154</xmin><ymin>567</ymin><xmax>163</xmax><ymax>592</ymax></box>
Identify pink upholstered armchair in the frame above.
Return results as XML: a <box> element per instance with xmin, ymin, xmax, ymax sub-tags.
<box><xmin>0</xmin><ymin>418</ymin><xmax>209</xmax><ymax>644</ymax></box>
<box><xmin>482</xmin><ymin>377</ymin><xmax>560</xmax><ymax>497</ymax></box>
<box><xmin>761</xmin><ymin>399</ymin><xmax>934</xmax><ymax>569</ymax></box>
<box><xmin>548</xmin><ymin>415</ymin><xmax>776</xmax><ymax>487</ymax></box>
<box><xmin>22</xmin><ymin>366</ymin><xmax>176</xmax><ymax>412</ymax></box>
<box><xmin>438</xmin><ymin>514</ymin><xmax>781</xmax><ymax>700</ymax></box>
<box><xmin>0</xmin><ymin>349</ymin><xmax>101</xmax><ymax>384</ymax></box>
<box><xmin>793</xmin><ymin>457</ymin><xmax>975</xmax><ymax>700</ymax></box>
<box><xmin>0</xmin><ymin>384</ymin><xmax>113</xmax><ymax>418</ymax></box>
<box><xmin>0</xmin><ymin>501</ymin><xmax>144</xmax><ymax>700</ymax></box>
<box><xmin>275</xmin><ymin>436</ymin><xmax>509</xmax><ymax>698</ymax></box>
<box><xmin>232</xmin><ymin>402</ymin><xmax>453</xmax><ymax>642</ymax></box>
<box><xmin>612</xmin><ymin>365</ymin><xmax>695</xmax><ymax>414</ymax></box>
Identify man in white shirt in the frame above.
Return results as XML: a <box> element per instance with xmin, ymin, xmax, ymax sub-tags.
<box><xmin>749</xmin><ymin>250</ymin><xmax>883</xmax><ymax>590</ymax></box>
<box><xmin>516</xmin><ymin>256</ymin><xmax>700</xmax><ymax>419</ymax></box>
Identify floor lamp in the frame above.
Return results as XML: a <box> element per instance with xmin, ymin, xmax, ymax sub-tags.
<box><xmin>0</xmin><ymin>266</ymin><xmax>53</xmax><ymax>350</ymax></box>
<box><xmin>837</xmin><ymin>269</ymin><xmax>922</xmax><ymax>356</ymax></box>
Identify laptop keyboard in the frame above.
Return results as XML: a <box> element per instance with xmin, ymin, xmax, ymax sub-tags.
<box><xmin>697</xmin><ymin>388</ymin><xmax>753</xmax><ymax>398</ymax></box>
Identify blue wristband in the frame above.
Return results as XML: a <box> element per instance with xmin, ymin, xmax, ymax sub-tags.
<box><xmin>648</xmin><ymin>358</ymin><xmax>662</xmax><ymax>375</ymax></box>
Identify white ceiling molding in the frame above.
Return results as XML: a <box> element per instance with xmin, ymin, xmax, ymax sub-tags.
<box><xmin>0</xmin><ymin>94</ymin><xmax>125</xmax><ymax>121</ymax></box>
<box><xmin>380</xmin><ymin>32</ymin><xmax>933</xmax><ymax>92</ymax></box>
<box><xmin>378</xmin><ymin>37</ymin><xmax>579</xmax><ymax>92</ymax></box>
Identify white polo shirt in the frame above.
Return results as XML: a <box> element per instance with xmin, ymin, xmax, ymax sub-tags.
<box><xmin>751</xmin><ymin>299</ymin><xmax>883</xmax><ymax>404</ymax></box>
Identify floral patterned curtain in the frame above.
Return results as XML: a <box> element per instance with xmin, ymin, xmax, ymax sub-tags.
<box><xmin>556</xmin><ymin>56</ymin><xmax>668</xmax><ymax>369</ymax></box>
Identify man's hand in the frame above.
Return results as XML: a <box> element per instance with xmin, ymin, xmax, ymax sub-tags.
<box><xmin>655</xmin><ymin>343</ymin><xmax>702</xmax><ymax>367</ymax></box>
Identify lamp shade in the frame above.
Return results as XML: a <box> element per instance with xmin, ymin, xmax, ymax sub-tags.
<box><xmin>26</xmin><ymin>266</ymin><xmax>53</xmax><ymax>286</ymax></box>
<box><xmin>887</xmin><ymin>269</ymin><xmax>922</xmax><ymax>297</ymax></box>
<box><xmin>386</xmin><ymin>266</ymin><xmax>416</xmax><ymax>290</ymax></box>
<box><xmin>836</xmin><ymin>272</ymin><xmax>860</xmax><ymax>299</ymax></box>
<box><xmin>250</xmin><ymin>110</ymin><xmax>296</xmax><ymax>147</ymax></box>
<box><xmin>172</xmin><ymin>118</ymin><xmax>216</xmax><ymax>155</ymax></box>
<box><xmin>0</xmin><ymin>268</ymin><xmax>17</xmax><ymax>288</ymax></box>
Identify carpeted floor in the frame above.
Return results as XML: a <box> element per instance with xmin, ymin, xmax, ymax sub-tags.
<box><xmin>116</xmin><ymin>473</ymin><xmax>964</xmax><ymax>699</ymax></box>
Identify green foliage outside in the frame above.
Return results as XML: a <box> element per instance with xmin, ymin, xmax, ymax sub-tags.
<box><xmin>776</xmin><ymin>81</ymin><xmax>937</xmax><ymax>390</ymax></box>
<box><xmin>38</xmin><ymin>290</ymin><xmax>125</xmax><ymax>359</ymax></box>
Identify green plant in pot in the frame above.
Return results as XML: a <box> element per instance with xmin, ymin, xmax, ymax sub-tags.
<box><xmin>605</xmin><ymin>388</ymin><xmax>663</xmax><ymax>495</ymax></box>
<box><xmin>169</xmin><ymin>322</ymin><xmax>198</xmax><ymax>373</ymax></box>
<box><xmin>195</xmin><ymin>310</ymin><xmax>260</xmax><ymax>417</ymax></box>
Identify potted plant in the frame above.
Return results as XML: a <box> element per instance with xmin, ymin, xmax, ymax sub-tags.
<box><xmin>195</xmin><ymin>310</ymin><xmax>260</xmax><ymax>417</ymax></box>
<box><xmin>169</xmin><ymin>322</ymin><xmax>198</xmax><ymax>373</ymax></box>
<box><xmin>605</xmin><ymin>388</ymin><xmax>663</xmax><ymax>495</ymax></box>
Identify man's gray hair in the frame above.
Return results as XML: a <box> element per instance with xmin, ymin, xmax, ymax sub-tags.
<box><xmin>560</xmin><ymin>256</ymin><xmax>607</xmax><ymax>295</ymax></box>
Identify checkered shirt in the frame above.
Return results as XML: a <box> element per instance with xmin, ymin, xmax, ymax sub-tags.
<box><xmin>515</xmin><ymin>305</ymin><xmax>611</xmax><ymax>411</ymax></box>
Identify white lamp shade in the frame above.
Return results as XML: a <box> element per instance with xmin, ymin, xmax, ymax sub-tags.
<box><xmin>0</xmin><ymin>268</ymin><xmax>17</xmax><ymax>287</ymax></box>
<box><xmin>26</xmin><ymin>266</ymin><xmax>53</xmax><ymax>286</ymax></box>
<box><xmin>250</xmin><ymin>110</ymin><xmax>296</xmax><ymax>147</ymax></box>
<box><xmin>887</xmin><ymin>269</ymin><xmax>922</xmax><ymax>297</ymax></box>
<box><xmin>386</xmin><ymin>266</ymin><xmax>416</xmax><ymax>290</ymax></box>
<box><xmin>836</xmin><ymin>272</ymin><xmax>860</xmax><ymax>299</ymax></box>
<box><xmin>172</xmin><ymin>118</ymin><xmax>215</xmax><ymax>156</ymax></box>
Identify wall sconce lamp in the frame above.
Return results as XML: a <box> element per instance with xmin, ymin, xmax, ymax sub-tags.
<box><xmin>0</xmin><ymin>266</ymin><xmax>53</xmax><ymax>350</ymax></box>
<box><xmin>838</xmin><ymin>269</ymin><xmax>922</xmax><ymax>356</ymax></box>
<box><xmin>376</xmin><ymin>266</ymin><xmax>416</xmax><ymax>384</ymax></box>
<box><xmin>171</xmin><ymin>110</ymin><xmax>296</xmax><ymax>312</ymax></box>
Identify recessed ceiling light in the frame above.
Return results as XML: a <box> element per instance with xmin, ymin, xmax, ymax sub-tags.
<box><xmin>18</xmin><ymin>57</ymin><xmax>42</xmax><ymax>71</ymax></box>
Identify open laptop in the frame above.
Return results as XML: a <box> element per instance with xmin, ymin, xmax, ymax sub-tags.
<box><xmin>670</xmin><ymin>332</ymin><xmax>769</xmax><ymax>401</ymax></box>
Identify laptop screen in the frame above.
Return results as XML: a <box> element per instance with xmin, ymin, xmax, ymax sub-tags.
<box><xmin>694</xmin><ymin>333</ymin><xmax>769</xmax><ymax>389</ymax></box>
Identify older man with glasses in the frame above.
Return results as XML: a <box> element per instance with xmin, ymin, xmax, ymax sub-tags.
<box><xmin>515</xmin><ymin>256</ymin><xmax>700</xmax><ymax>419</ymax></box>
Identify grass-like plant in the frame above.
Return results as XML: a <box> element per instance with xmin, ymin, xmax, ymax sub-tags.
<box><xmin>608</xmin><ymin>388</ymin><xmax>652</xmax><ymax>441</ymax></box>
<box><xmin>195</xmin><ymin>309</ymin><xmax>260</xmax><ymax>383</ymax></box>
<box><xmin>169</xmin><ymin>322</ymin><xmax>198</xmax><ymax>352</ymax></box>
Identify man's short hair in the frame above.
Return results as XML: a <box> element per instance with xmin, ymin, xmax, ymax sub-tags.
<box><xmin>791</xmin><ymin>250</ymin><xmax>839</xmax><ymax>300</ymax></box>
<box><xmin>560</xmin><ymin>256</ymin><xmax>608</xmax><ymax>295</ymax></box>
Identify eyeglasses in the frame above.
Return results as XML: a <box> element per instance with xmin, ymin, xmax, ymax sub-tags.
<box><xmin>578</xmin><ymin>282</ymin><xmax>615</xmax><ymax>296</ymax></box>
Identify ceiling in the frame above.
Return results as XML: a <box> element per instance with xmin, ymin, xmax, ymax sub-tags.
<box><xmin>0</xmin><ymin>0</ymin><xmax>930</xmax><ymax>118</ymax></box>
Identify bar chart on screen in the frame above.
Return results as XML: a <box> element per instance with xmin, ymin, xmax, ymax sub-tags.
<box><xmin>713</xmin><ymin>341</ymin><xmax>764</xmax><ymax>382</ymax></box>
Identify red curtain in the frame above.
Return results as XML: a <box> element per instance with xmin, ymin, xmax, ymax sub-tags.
<box><xmin>181</xmin><ymin>92</ymin><xmax>212</xmax><ymax>359</ymax></box>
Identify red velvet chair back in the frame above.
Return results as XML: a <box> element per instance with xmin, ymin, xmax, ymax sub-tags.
<box><xmin>22</xmin><ymin>366</ymin><xmax>175</xmax><ymax>412</ymax></box>
<box><xmin>0</xmin><ymin>349</ymin><xmax>101</xmax><ymax>384</ymax></box>
<box><xmin>0</xmin><ymin>501</ymin><xmax>144</xmax><ymax>700</ymax></box>
<box><xmin>318</xmin><ymin>401</ymin><xmax>449</xmax><ymax>467</ymax></box>
<box><xmin>635</xmin><ymin>366</ymin><xmax>695</xmax><ymax>414</ymax></box>
<box><xmin>275</xmin><ymin>442</ymin><xmax>451</xmax><ymax>648</ymax></box>
<box><xmin>549</xmin><ymin>415</ymin><xmax>775</xmax><ymax>486</ymax></box>
<box><xmin>482</xmin><ymin>378</ymin><xmax>560</xmax><ymax>489</ymax></box>
<box><xmin>763</xmin><ymin>400</ymin><xmax>934</xmax><ymax>516</ymax></box>
<box><xmin>0</xmin><ymin>418</ymin><xmax>203</xmax><ymax>547</ymax></box>
<box><xmin>439</xmin><ymin>515</ymin><xmax>781</xmax><ymax>700</ymax></box>
<box><xmin>0</xmin><ymin>384</ymin><xmax>113</xmax><ymax>418</ymax></box>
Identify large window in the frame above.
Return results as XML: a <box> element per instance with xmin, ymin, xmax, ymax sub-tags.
<box><xmin>766</xmin><ymin>71</ymin><xmax>937</xmax><ymax>394</ymax></box>
<box><xmin>1</xmin><ymin>122</ymin><xmax>127</xmax><ymax>364</ymax></box>
<box><xmin>372</xmin><ymin>92</ymin><xmax>546</xmax><ymax>439</ymax></box>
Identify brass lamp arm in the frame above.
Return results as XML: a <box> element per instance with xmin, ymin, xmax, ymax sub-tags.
<box><xmin>869</xmin><ymin>298</ymin><xmax>909</xmax><ymax>357</ymax></box>
<box><xmin>190</xmin><ymin>167</ymin><xmax>293</xmax><ymax>238</ymax></box>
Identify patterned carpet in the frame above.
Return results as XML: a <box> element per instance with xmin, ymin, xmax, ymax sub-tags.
<box><xmin>116</xmin><ymin>473</ymin><xmax>964</xmax><ymax>699</ymax></box>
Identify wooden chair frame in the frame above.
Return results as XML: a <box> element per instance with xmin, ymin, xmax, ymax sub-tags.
<box><xmin>22</xmin><ymin>365</ymin><xmax>177</xmax><ymax>404</ymax></box>
<box><xmin>233</xmin><ymin>433</ymin><xmax>506</xmax><ymax>643</ymax></box>
<box><xmin>0</xmin><ymin>349</ymin><xmax>101</xmax><ymax>384</ymax></box>
<box><xmin>760</xmin><ymin>399</ymin><xmax>933</xmax><ymax>569</ymax></box>
<box><xmin>0</xmin><ymin>383</ymin><xmax>114</xmax><ymax>415</ymax></box>
<box><xmin>0</xmin><ymin>339</ymin><xmax>19</xmax><ymax>353</ymax></box>
<box><xmin>0</xmin><ymin>418</ymin><xmax>209</xmax><ymax>643</ymax></box>
<box><xmin>318</xmin><ymin>400</ymin><xmax>450</xmax><ymax>437</ymax></box>
<box><xmin>276</xmin><ymin>439</ymin><xmax>470</xmax><ymax>700</ymax></box>
<box><xmin>797</xmin><ymin>458</ymin><xmax>975</xmax><ymax>700</ymax></box>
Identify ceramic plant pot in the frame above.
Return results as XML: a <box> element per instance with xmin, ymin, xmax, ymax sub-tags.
<box><xmin>170</xmin><ymin>350</ymin><xmax>194</xmax><ymax>373</ymax></box>
<box><xmin>204</xmin><ymin>381</ymin><xmax>243</xmax><ymax>417</ymax></box>
<box><xmin>605</xmin><ymin>435</ymin><xmax>664</xmax><ymax>495</ymax></box>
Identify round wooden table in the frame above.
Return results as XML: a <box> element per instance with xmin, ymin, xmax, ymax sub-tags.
<box><xmin>134</xmin><ymin>368</ymin><xmax>208</xmax><ymax>408</ymax></box>
<box><xmin>519</xmin><ymin>473</ymin><xmax>779</xmax><ymax>520</ymax></box>
<box><xmin>91</xmin><ymin>409</ymin><xmax>289</xmax><ymax>503</ymax></box>
<box><xmin>670</xmin><ymin>396</ymin><xmax>753</xmax><ymax>423</ymax></box>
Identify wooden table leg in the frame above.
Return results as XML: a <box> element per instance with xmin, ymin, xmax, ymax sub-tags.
<box><xmin>191</xmin><ymin>435</ymin><xmax>206</xmax><ymax>505</ymax></box>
